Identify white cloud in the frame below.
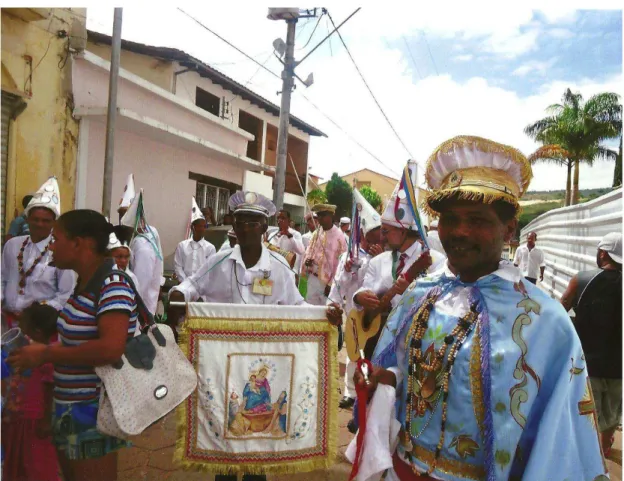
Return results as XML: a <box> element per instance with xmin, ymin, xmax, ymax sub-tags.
<box><xmin>86</xmin><ymin>6</ymin><xmax>623</xmax><ymax>193</ymax></box>
<box><xmin>512</xmin><ymin>59</ymin><xmax>557</xmax><ymax>77</ymax></box>
<box><xmin>453</xmin><ymin>54</ymin><xmax>474</xmax><ymax>62</ymax></box>
<box><xmin>548</xmin><ymin>27</ymin><xmax>575</xmax><ymax>39</ymax></box>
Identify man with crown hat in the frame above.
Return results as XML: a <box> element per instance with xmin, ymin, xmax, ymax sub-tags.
<box><xmin>350</xmin><ymin>136</ymin><xmax>607</xmax><ymax>481</ymax></box>
<box><xmin>120</xmin><ymin>189</ymin><xmax>164</xmax><ymax>316</ymax></box>
<box><xmin>328</xmin><ymin>188</ymin><xmax>385</xmax><ymax>410</ymax></box>
<box><xmin>1</xmin><ymin>177</ymin><xmax>76</xmax><ymax>329</ymax></box>
<box><xmin>174</xmin><ymin>197</ymin><xmax>216</xmax><ymax>282</ymax></box>
<box><xmin>353</xmin><ymin>160</ymin><xmax>446</xmax><ymax>327</ymax></box>
<box><xmin>302</xmin><ymin>204</ymin><xmax>348</xmax><ymax>305</ymax></box>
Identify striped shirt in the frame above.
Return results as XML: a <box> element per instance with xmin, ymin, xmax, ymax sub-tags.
<box><xmin>54</xmin><ymin>273</ymin><xmax>138</xmax><ymax>403</ymax></box>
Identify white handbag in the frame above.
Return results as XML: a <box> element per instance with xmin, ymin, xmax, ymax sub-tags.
<box><xmin>90</xmin><ymin>261</ymin><xmax>197</xmax><ymax>439</ymax></box>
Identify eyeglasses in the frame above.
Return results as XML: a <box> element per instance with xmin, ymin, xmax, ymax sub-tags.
<box><xmin>233</xmin><ymin>221</ymin><xmax>263</xmax><ymax>230</ymax></box>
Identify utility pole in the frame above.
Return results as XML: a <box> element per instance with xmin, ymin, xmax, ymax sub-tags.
<box><xmin>272</xmin><ymin>18</ymin><xmax>297</xmax><ymax>211</ymax></box>
<box><xmin>268</xmin><ymin>8</ymin><xmax>360</xmax><ymax>213</ymax></box>
<box><xmin>102</xmin><ymin>8</ymin><xmax>123</xmax><ymax>218</ymax></box>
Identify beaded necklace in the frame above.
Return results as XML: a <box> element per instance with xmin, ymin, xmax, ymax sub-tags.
<box><xmin>17</xmin><ymin>237</ymin><xmax>51</xmax><ymax>295</ymax></box>
<box><xmin>403</xmin><ymin>290</ymin><xmax>480</xmax><ymax>476</ymax></box>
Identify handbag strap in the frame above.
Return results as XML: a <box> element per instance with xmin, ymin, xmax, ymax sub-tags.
<box><xmin>83</xmin><ymin>259</ymin><xmax>164</xmax><ymax>345</ymax></box>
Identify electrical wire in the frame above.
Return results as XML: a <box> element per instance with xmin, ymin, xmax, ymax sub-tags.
<box><xmin>298</xmin><ymin>11</ymin><xmax>324</xmax><ymax>51</ymax></box>
<box><xmin>326</xmin><ymin>11</ymin><xmax>415</xmax><ymax>160</ymax></box>
<box><xmin>402</xmin><ymin>36</ymin><xmax>423</xmax><ymax>80</ymax></box>
<box><xmin>175</xmin><ymin>7</ymin><xmax>402</xmax><ymax>178</ymax></box>
<box><xmin>421</xmin><ymin>31</ymin><xmax>439</xmax><ymax>76</ymax></box>
<box><xmin>325</xmin><ymin>16</ymin><xmax>333</xmax><ymax>56</ymax></box>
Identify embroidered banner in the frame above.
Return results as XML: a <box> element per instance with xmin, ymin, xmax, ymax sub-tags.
<box><xmin>175</xmin><ymin>303</ymin><xmax>338</xmax><ymax>475</ymax></box>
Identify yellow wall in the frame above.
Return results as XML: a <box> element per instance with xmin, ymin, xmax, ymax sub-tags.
<box><xmin>319</xmin><ymin>169</ymin><xmax>399</xmax><ymax>202</ymax></box>
<box><xmin>86</xmin><ymin>41</ymin><xmax>175</xmax><ymax>92</ymax></box>
<box><xmin>1</xmin><ymin>8</ymin><xmax>85</xmax><ymax>230</ymax></box>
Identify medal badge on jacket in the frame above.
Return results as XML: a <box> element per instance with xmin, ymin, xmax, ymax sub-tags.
<box><xmin>252</xmin><ymin>270</ymin><xmax>273</xmax><ymax>296</ymax></box>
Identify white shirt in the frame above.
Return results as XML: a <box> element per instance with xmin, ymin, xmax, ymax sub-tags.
<box><xmin>1</xmin><ymin>235</ymin><xmax>76</xmax><ymax>312</ymax></box>
<box><xmin>353</xmin><ymin>242</ymin><xmax>446</xmax><ymax>309</ymax></box>
<box><xmin>426</xmin><ymin>230</ymin><xmax>445</xmax><ymax>256</ymax></box>
<box><xmin>267</xmin><ymin>228</ymin><xmax>305</xmax><ymax>274</ymax></box>
<box><xmin>174</xmin><ymin>238</ymin><xmax>216</xmax><ymax>282</ymax></box>
<box><xmin>130</xmin><ymin>235</ymin><xmax>164</xmax><ymax>315</ymax></box>
<box><xmin>113</xmin><ymin>263</ymin><xmax>140</xmax><ymax>294</ymax></box>
<box><xmin>170</xmin><ymin>245</ymin><xmax>306</xmax><ymax>305</ymax></box>
<box><xmin>327</xmin><ymin>249</ymin><xmax>372</xmax><ymax>314</ymax></box>
<box><xmin>302</xmin><ymin>230</ymin><xmax>314</xmax><ymax>250</ymax></box>
<box><xmin>513</xmin><ymin>244</ymin><xmax>545</xmax><ymax>279</ymax></box>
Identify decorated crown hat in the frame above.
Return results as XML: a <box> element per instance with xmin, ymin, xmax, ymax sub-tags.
<box><xmin>25</xmin><ymin>176</ymin><xmax>61</xmax><ymax>219</ymax></box>
<box><xmin>353</xmin><ymin>188</ymin><xmax>381</xmax><ymax>235</ymax></box>
<box><xmin>107</xmin><ymin>232</ymin><xmax>131</xmax><ymax>253</ymax></box>
<box><xmin>228</xmin><ymin>191</ymin><xmax>276</xmax><ymax>218</ymax></box>
<box><xmin>118</xmin><ymin>174</ymin><xmax>136</xmax><ymax>210</ymax></box>
<box><xmin>380</xmin><ymin>160</ymin><xmax>423</xmax><ymax>231</ymax></box>
<box><xmin>311</xmin><ymin>203</ymin><xmax>336</xmax><ymax>214</ymax></box>
<box><xmin>423</xmin><ymin>135</ymin><xmax>532</xmax><ymax>217</ymax></box>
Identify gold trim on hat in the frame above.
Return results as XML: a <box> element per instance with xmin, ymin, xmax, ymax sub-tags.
<box><xmin>311</xmin><ymin>203</ymin><xmax>337</xmax><ymax>214</ymax></box>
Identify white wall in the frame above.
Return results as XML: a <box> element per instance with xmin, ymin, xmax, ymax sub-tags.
<box><xmin>520</xmin><ymin>188</ymin><xmax>622</xmax><ymax>301</ymax></box>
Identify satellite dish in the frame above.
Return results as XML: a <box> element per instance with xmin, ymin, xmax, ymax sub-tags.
<box><xmin>273</xmin><ymin>38</ymin><xmax>286</xmax><ymax>58</ymax></box>
<box><xmin>303</xmin><ymin>72</ymin><xmax>314</xmax><ymax>87</ymax></box>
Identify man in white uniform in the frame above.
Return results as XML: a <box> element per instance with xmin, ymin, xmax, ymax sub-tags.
<box><xmin>266</xmin><ymin>209</ymin><xmax>305</xmax><ymax>274</ymax></box>
<box><xmin>353</xmin><ymin>161</ymin><xmax>446</xmax><ymax>322</ymax></box>
<box><xmin>513</xmin><ymin>231</ymin><xmax>545</xmax><ymax>284</ymax></box>
<box><xmin>174</xmin><ymin>197</ymin><xmax>216</xmax><ymax>282</ymax></box>
<box><xmin>301</xmin><ymin>212</ymin><xmax>317</xmax><ymax>251</ymax></box>
<box><xmin>328</xmin><ymin>189</ymin><xmax>384</xmax><ymax>409</ymax></box>
<box><xmin>121</xmin><ymin>188</ymin><xmax>164</xmax><ymax>315</ymax></box>
<box><xmin>340</xmin><ymin>216</ymin><xmax>351</xmax><ymax>244</ymax></box>
<box><xmin>1</xmin><ymin>177</ymin><xmax>76</xmax><ymax>329</ymax></box>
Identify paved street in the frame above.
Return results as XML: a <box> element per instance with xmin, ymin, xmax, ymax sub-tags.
<box><xmin>118</xmin><ymin>349</ymin><xmax>622</xmax><ymax>480</ymax></box>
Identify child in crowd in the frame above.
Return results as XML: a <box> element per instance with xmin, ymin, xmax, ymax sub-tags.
<box><xmin>1</xmin><ymin>303</ymin><xmax>59</xmax><ymax>481</ymax></box>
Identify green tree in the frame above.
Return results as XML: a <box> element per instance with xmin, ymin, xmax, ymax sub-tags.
<box><xmin>614</xmin><ymin>136</ymin><xmax>622</xmax><ymax>188</ymax></box>
<box><xmin>325</xmin><ymin>173</ymin><xmax>352</xmax><ymax>220</ymax></box>
<box><xmin>359</xmin><ymin>185</ymin><xmax>383</xmax><ymax>211</ymax></box>
<box><xmin>307</xmin><ymin>188</ymin><xmax>327</xmax><ymax>206</ymax></box>
<box><xmin>525</xmin><ymin>88</ymin><xmax>621</xmax><ymax>205</ymax></box>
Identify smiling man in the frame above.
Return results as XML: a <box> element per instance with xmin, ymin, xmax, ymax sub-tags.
<box><xmin>353</xmin><ymin>136</ymin><xmax>607</xmax><ymax>481</ymax></box>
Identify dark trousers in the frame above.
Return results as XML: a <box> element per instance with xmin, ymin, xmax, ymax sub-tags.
<box><xmin>526</xmin><ymin>277</ymin><xmax>537</xmax><ymax>285</ymax></box>
<box><xmin>215</xmin><ymin>476</ymin><xmax>267</xmax><ymax>481</ymax></box>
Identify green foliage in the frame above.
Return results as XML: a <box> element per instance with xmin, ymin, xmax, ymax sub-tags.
<box><xmin>325</xmin><ymin>173</ymin><xmax>353</xmax><ymax>219</ymax></box>
<box><xmin>359</xmin><ymin>185</ymin><xmax>383</xmax><ymax>210</ymax></box>
<box><xmin>518</xmin><ymin>201</ymin><xmax>563</xmax><ymax>232</ymax></box>
<box><xmin>614</xmin><ymin>137</ymin><xmax>622</xmax><ymax>188</ymax></box>
<box><xmin>306</xmin><ymin>188</ymin><xmax>327</xmax><ymax>206</ymax></box>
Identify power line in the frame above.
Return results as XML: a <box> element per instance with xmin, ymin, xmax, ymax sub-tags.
<box><xmin>421</xmin><ymin>31</ymin><xmax>439</xmax><ymax>76</ymax></box>
<box><xmin>402</xmin><ymin>36</ymin><xmax>423</xmax><ymax>80</ymax></box>
<box><xmin>326</xmin><ymin>10</ymin><xmax>415</xmax><ymax>160</ymax></box>
<box><xmin>176</xmin><ymin>7</ymin><xmax>401</xmax><ymax>178</ymax></box>
<box><xmin>298</xmin><ymin>12</ymin><xmax>324</xmax><ymax>50</ymax></box>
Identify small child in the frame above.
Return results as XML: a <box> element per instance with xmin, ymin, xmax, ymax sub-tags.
<box><xmin>1</xmin><ymin>303</ymin><xmax>59</xmax><ymax>481</ymax></box>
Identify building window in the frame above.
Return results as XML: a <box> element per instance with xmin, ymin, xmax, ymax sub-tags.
<box><xmin>238</xmin><ymin>110</ymin><xmax>263</xmax><ymax>161</ymax></box>
<box><xmin>196</xmin><ymin>182</ymin><xmax>231</xmax><ymax>224</ymax></box>
<box><xmin>196</xmin><ymin>87</ymin><xmax>220</xmax><ymax>117</ymax></box>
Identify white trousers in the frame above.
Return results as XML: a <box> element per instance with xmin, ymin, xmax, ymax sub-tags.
<box><xmin>343</xmin><ymin>356</ymin><xmax>357</xmax><ymax>399</ymax></box>
<box><xmin>306</xmin><ymin>275</ymin><xmax>328</xmax><ymax>306</ymax></box>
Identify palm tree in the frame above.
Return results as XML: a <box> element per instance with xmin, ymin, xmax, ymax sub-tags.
<box><xmin>527</xmin><ymin>145</ymin><xmax>574</xmax><ymax>206</ymax></box>
<box><xmin>525</xmin><ymin>88</ymin><xmax>621</xmax><ymax>205</ymax></box>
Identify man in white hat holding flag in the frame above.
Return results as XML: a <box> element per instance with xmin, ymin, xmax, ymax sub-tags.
<box><xmin>174</xmin><ymin>197</ymin><xmax>216</xmax><ymax>282</ymax></box>
<box><xmin>120</xmin><ymin>189</ymin><xmax>164</xmax><ymax>315</ymax></box>
<box><xmin>353</xmin><ymin>160</ymin><xmax>446</xmax><ymax>319</ymax></box>
<box><xmin>328</xmin><ymin>188</ymin><xmax>384</xmax><ymax>409</ymax></box>
<box><xmin>1</xmin><ymin>177</ymin><xmax>76</xmax><ymax>329</ymax></box>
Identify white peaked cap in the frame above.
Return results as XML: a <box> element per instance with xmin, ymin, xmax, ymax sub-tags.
<box><xmin>120</xmin><ymin>188</ymin><xmax>143</xmax><ymax>228</ymax></box>
<box><xmin>118</xmin><ymin>174</ymin><xmax>136</xmax><ymax>209</ymax></box>
<box><xmin>353</xmin><ymin>188</ymin><xmax>381</xmax><ymax>235</ymax></box>
<box><xmin>191</xmin><ymin>196</ymin><xmax>205</xmax><ymax>223</ymax></box>
<box><xmin>381</xmin><ymin>160</ymin><xmax>420</xmax><ymax>231</ymax></box>
<box><xmin>340</xmin><ymin>217</ymin><xmax>351</xmax><ymax>225</ymax></box>
<box><xmin>25</xmin><ymin>176</ymin><xmax>61</xmax><ymax>219</ymax></box>
<box><xmin>107</xmin><ymin>233</ymin><xmax>131</xmax><ymax>253</ymax></box>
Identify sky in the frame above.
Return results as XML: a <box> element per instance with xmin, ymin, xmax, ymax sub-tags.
<box><xmin>86</xmin><ymin>3</ymin><xmax>623</xmax><ymax>192</ymax></box>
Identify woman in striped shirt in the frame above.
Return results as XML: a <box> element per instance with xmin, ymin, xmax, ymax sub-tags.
<box><xmin>9</xmin><ymin>210</ymin><xmax>137</xmax><ymax>481</ymax></box>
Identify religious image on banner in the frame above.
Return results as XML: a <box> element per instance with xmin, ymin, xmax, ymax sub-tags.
<box><xmin>176</xmin><ymin>303</ymin><xmax>338</xmax><ymax>476</ymax></box>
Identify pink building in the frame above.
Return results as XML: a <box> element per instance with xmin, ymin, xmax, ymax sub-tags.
<box><xmin>72</xmin><ymin>31</ymin><xmax>325</xmax><ymax>270</ymax></box>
